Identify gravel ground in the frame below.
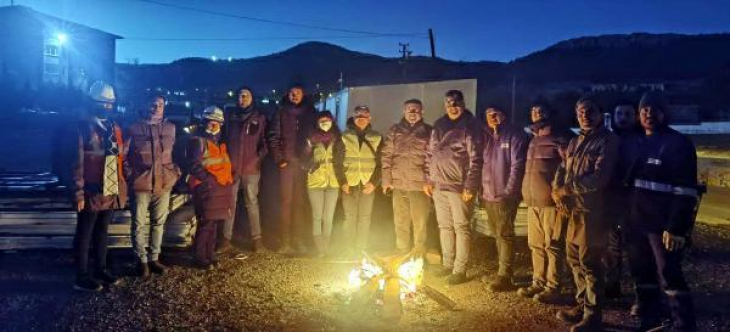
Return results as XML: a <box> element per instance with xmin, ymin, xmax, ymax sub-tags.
<box><xmin>1</xmin><ymin>223</ymin><xmax>729</xmax><ymax>332</ymax></box>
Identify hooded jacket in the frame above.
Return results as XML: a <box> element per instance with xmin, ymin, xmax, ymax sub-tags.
<box><xmin>521</xmin><ymin>121</ymin><xmax>574</xmax><ymax>207</ymax></box>
<box><xmin>267</xmin><ymin>95</ymin><xmax>316</xmax><ymax>165</ymax></box>
<box><xmin>425</xmin><ymin>111</ymin><xmax>483</xmax><ymax>193</ymax></box>
<box><xmin>381</xmin><ymin>118</ymin><xmax>432</xmax><ymax>191</ymax></box>
<box><xmin>224</xmin><ymin>100</ymin><xmax>268</xmax><ymax>176</ymax></box>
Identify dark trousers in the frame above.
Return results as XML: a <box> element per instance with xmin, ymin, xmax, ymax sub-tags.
<box><xmin>278</xmin><ymin>161</ymin><xmax>308</xmax><ymax>247</ymax></box>
<box><xmin>627</xmin><ymin>230</ymin><xmax>696</xmax><ymax>330</ymax></box>
<box><xmin>605</xmin><ymin>224</ymin><xmax>623</xmax><ymax>290</ymax></box>
<box><xmin>195</xmin><ymin>219</ymin><xmax>220</xmax><ymax>262</ymax></box>
<box><xmin>73</xmin><ymin>209</ymin><xmax>114</xmax><ymax>276</ymax></box>
<box><xmin>484</xmin><ymin>199</ymin><xmax>519</xmax><ymax>277</ymax></box>
<box><xmin>565</xmin><ymin>209</ymin><xmax>608</xmax><ymax>318</ymax></box>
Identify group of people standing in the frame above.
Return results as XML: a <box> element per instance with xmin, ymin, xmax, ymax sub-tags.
<box><xmin>71</xmin><ymin>80</ymin><xmax>699</xmax><ymax>332</ymax></box>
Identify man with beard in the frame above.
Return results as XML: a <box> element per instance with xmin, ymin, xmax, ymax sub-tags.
<box><xmin>425</xmin><ymin>90</ymin><xmax>482</xmax><ymax>285</ymax></box>
<box><xmin>268</xmin><ymin>85</ymin><xmax>316</xmax><ymax>254</ymax></box>
<box><xmin>381</xmin><ymin>99</ymin><xmax>433</xmax><ymax>256</ymax></box>
<box><xmin>125</xmin><ymin>95</ymin><xmax>180</xmax><ymax>277</ymax></box>
<box><xmin>223</xmin><ymin>87</ymin><xmax>269</xmax><ymax>253</ymax></box>
<box><xmin>553</xmin><ymin>96</ymin><xmax>619</xmax><ymax>332</ymax></box>
<box><xmin>518</xmin><ymin>102</ymin><xmax>574</xmax><ymax>301</ymax></box>
<box><xmin>626</xmin><ymin>92</ymin><xmax>698</xmax><ymax>332</ymax></box>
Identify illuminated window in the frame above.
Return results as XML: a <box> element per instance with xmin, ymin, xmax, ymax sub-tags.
<box><xmin>44</xmin><ymin>45</ymin><xmax>59</xmax><ymax>57</ymax></box>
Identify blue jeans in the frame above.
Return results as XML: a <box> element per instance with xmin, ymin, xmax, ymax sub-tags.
<box><xmin>308</xmin><ymin>188</ymin><xmax>339</xmax><ymax>237</ymax></box>
<box><xmin>222</xmin><ymin>174</ymin><xmax>262</xmax><ymax>242</ymax></box>
<box><xmin>131</xmin><ymin>191</ymin><xmax>171</xmax><ymax>263</ymax></box>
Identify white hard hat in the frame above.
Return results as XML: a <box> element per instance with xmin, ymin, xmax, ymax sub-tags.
<box><xmin>88</xmin><ymin>81</ymin><xmax>116</xmax><ymax>103</ymax></box>
<box><xmin>202</xmin><ymin>106</ymin><xmax>224</xmax><ymax>123</ymax></box>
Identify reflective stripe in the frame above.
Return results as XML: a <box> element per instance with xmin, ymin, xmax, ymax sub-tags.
<box><xmin>201</xmin><ymin>156</ymin><xmax>230</xmax><ymax>167</ymax></box>
<box><xmin>634</xmin><ymin>179</ymin><xmax>698</xmax><ymax>198</ymax></box>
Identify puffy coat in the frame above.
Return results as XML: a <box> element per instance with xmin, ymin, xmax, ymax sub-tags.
<box><xmin>224</xmin><ymin>105</ymin><xmax>268</xmax><ymax>176</ymax></box>
<box><xmin>72</xmin><ymin>118</ymin><xmax>128</xmax><ymax>211</ymax></box>
<box><xmin>267</xmin><ymin>97</ymin><xmax>316</xmax><ymax>165</ymax></box>
<box><xmin>521</xmin><ymin>122</ymin><xmax>574</xmax><ymax>207</ymax></box>
<box><xmin>381</xmin><ymin>119</ymin><xmax>432</xmax><ymax>191</ymax></box>
<box><xmin>187</xmin><ymin>132</ymin><xmax>234</xmax><ymax>221</ymax></box>
<box><xmin>482</xmin><ymin>123</ymin><xmax>528</xmax><ymax>202</ymax></box>
<box><xmin>125</xmin><ymin>119</ymin><xmax>180</xmax><ymax>193</ymax></box>
<box><xmin>553</xmin><ymin>127</ymin><xmax>619</xmax><ymax>212</ymax></box>
<box><xmin>425</xmin><ymin>111</ymin><xmax>483</xmax><ymax>193</ymax></box>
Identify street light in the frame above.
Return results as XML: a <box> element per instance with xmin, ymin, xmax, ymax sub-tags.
<box><xmin>56</xmin><ymin>33</ymin><xmax>68</xmax><ymax>45</ymax></box>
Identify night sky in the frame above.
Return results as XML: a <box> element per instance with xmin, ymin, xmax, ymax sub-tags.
<box><xmin>10</xmin><ymin>0</ymin><xmax>730</xmax><ymax>64</ymax></box>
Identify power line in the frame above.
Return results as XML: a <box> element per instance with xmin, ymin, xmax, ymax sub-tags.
<box><xmin>130</xmin><ymin>0</ymin><xmax>425</xmax><ymax>37</ymax></box>
<box><xmin>121</xmin><ymin>35</ymin><xmax>430</xmax><ymax>42</ymax></box>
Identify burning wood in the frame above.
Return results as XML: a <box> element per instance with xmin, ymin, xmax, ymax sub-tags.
<box><xmin>347</xmin><ymin>252</ymin><xmax>457</xmax><ymax>320</ymax></box>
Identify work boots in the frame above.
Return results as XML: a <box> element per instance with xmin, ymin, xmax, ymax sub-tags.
<box><xmin>148</xmin><ymin>261</ymin><xmax>167</xmax><ymax>275</ymax></box>
<box><xmin>137</xmin><ymin>260</ymin><xmax>150</xmax><ymax>278</ymax></box>
<box><xmin>651</xmin><ymin>291</ymin><xmax>696</xmax><ymax>332</ymax></box>
<box><xmin>557</xmin><ymin>304</ymin><xmax>585</xmax><ymax>324</ymax></box>
<box><xmin>252</xmin><ymin>238</ymin><xmax>270</xmax><ymax>253</ymax></box>
<box><xmin>570</xmin><ymin>314</ymin><xmax>602</xmax><ymax>332</ymax></box>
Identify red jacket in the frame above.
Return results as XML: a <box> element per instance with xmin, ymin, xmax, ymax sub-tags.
<box><xmin>72</xmin><ymin>118</ymin><xmax>128</xmax><ymax>211</ymax></box>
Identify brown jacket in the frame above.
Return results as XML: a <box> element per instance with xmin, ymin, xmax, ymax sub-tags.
<box><xmin>72</xmin><ymin>118</ymin><xmax>128</xmax><ymax>211</ymax></box>
<box><xmin>125</xmin><ymin>119</ymin><xmax>181</xmax><ymax>194</ymax></box>
<box><xmin>381</xmin><ymin>119</ymin><xmax>432</xmax><ymax>191</ymax></box>
<box><xmin>552</xmin><ymin>127</ymin><xmax>619</xmax><ymax>212</ymax></box>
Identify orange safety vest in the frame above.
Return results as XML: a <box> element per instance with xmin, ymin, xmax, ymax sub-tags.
<box><xmin>82</xmin><ymin>124</ymin><xmax>125</xmax><ymax>185</ymax></box>
<box><xmin>189</xmin><ymin>138</ymin><xmax>233</xmax><ymax>189</ymax></box>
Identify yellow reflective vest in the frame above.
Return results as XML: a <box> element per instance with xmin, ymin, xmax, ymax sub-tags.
<box><xmin>306</xmin><ymin>140</ymin><xmax>340</xmax><ymax>189</ymax></box>
<box><xmin>341</xmin><ymin>129</ymin><xmax>381</xmax><ymax>186</ymax></box>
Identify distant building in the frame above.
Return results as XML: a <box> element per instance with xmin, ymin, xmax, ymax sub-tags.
<box><xmin>0</xmin><ymin>5</ymin><xmax>122</xmax><ymax>90</ymax></box>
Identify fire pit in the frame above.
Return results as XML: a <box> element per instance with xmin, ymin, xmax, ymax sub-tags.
<box><xmin>346</xmin><ymin>252</ymin><xmax>457</xmax><ymax>321</ymax></box>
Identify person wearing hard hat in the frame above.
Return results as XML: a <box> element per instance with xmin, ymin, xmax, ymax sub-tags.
<box><xmin>70</xmin><ymin>81</ymin><xmax>127</xmax><ymax>291</ymax></box>
<box><xmin>125</xmin><ymin>94</ymin><xmax>181</xmax><ymax>277</ymax></box>
<box><xmin>186</xmin><ymin>106</ymin><xmax>234</xmax><ymax>269</ymax></box>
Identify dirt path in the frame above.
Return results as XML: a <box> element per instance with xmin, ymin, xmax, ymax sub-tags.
<box><xmin>1</xmin><ymin>223</ymin><xmax>729</xmax><ymax>332</ymax></box>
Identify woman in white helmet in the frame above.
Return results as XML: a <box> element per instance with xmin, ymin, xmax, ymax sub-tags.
<box><xmin>186</xmin><ymin>106</ymin><xmax>234</xmax><ymax>269</ymax></box>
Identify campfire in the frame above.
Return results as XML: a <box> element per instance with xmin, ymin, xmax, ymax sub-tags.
<box><xmin>346</xmin><ymin>252</ymin><xmax>456</xmax><ymax>321</ymax></box>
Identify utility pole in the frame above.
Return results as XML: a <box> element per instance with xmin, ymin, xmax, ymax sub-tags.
<box><xmin>511</xmin><ymin>76</ymin><xmax>517</xmax><ymax>124</ymax></box>
<box><xmin>398</xmin><ymin>43</ymin><xmax>412</xmax><ymax>60</ymax></box>
<box><xmin>429</xmin><ymin>28</ymin><xmax>436</xmax><ymax>59</ymax></box>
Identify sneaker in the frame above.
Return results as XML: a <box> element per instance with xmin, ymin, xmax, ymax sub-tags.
<box><xmin>192</xmin><ymin>258</ymin><xmax>213</xmax><ymax>271</ymax></box>
<box><xmin>569</xmin><ymin>315</ymin><xmax>602</xmax><ymax>332</ymax></box>
<box><xmin>534</xmin><ymin>288</ymin><xmax>563</xmax><ymax>304</ymax></box>
<box><xmin>431</xmin><ymin>266</ymin><xmax>453</xmax><ymax>278</ymax></box>
<box><xmin>488</xmin><ymin>276</ymin><xmax>514</xmax><ymax>292</ymax></box>
<box><xmin>148</xmin><ymin>261</ymin><xmax>167</xmax><ymax>275</ymax></box>
<box><xmin>556</xmin><ymin>305</ymin><xmax>584</xmax><ymax>324</ymax></box>
<box><xmin>215</xmin><ymin>241</ymin><xmax>234</xmax><ymax>254</ymax></box>
<box><xmin>630</xmin><ymin>302</ymin><xmax>642</xmax><ymax>317</ymax></box>
<box><xmin>74</xmin><ymin>275</ymin><xmax>103</xmax><ymax>292</ymax></box>
<box><xmin>517</xmin><ymin>284</ymin><xmax>544</xmax><ymax>298</ymax></box>
<box><xmin>93</xmin><ymin>269</ymin><xmax>120</xmax><ymax>286</ymax></box>
<box><xmin>137</xmin><ymin>261</ymin><xmax>150</xmax><ymax>278</ymax></box>
<box><xmin>277</xmin><ymin>245</ymin><xmax>294</xmax><ymax>255</ymax></box>
<box><xmin>446</xmin><ymin>272</ymin><xmax>468</xmax><ymax>285</ymax></box>
<box><xmin>252</xmin><ymin>239</ymin><xmax>270</xmax><ymax>254</ymax></box>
